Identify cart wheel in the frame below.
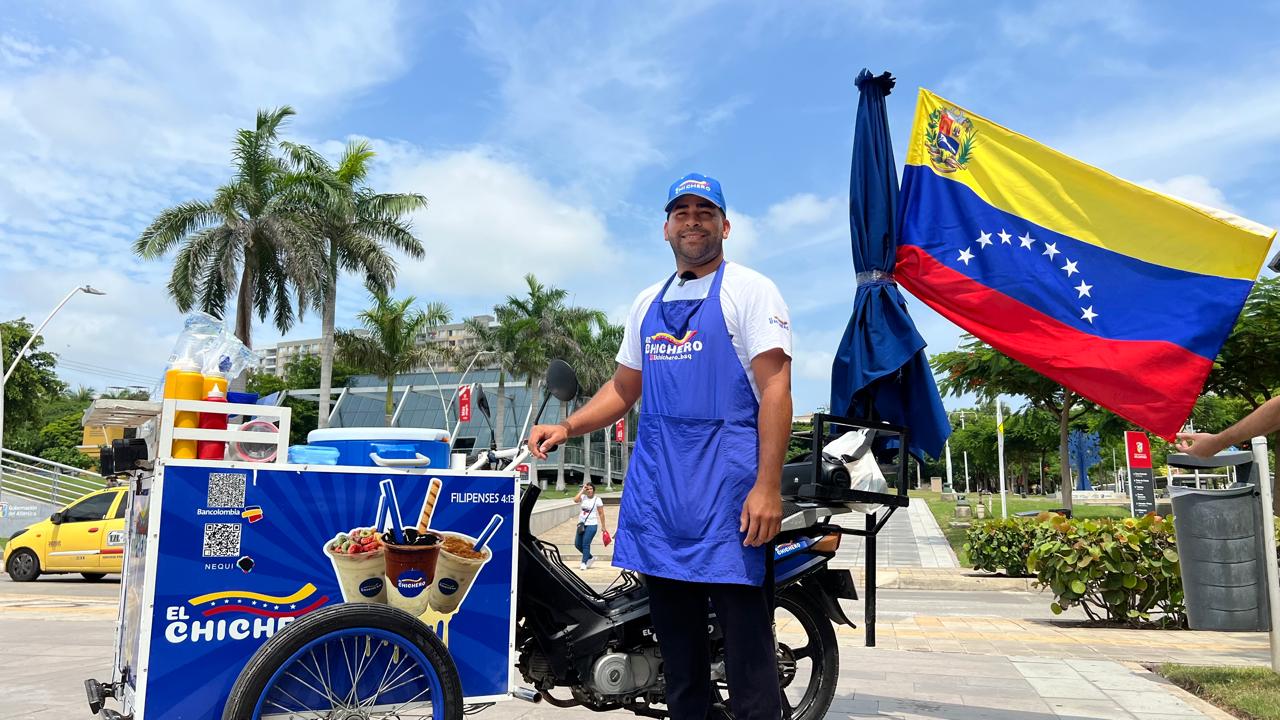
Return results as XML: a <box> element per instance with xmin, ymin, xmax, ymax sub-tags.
<box><xmin>222</xmin><ymin>603</ymin><xmax>463</xmax><ymax>720</ymax></box>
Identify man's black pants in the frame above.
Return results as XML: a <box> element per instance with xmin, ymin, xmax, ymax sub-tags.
<box><xmin>645</xmin><ymin>574</ymin><xmax>781</xmax><ymax>720</ymax></box>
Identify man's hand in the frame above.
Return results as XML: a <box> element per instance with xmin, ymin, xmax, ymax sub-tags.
<box><xmin>1175</xmin><ymin>432</ymin><xmax>1225</xmax><ymax>459</ymax></box>
<box><xmin>740</xmin><ymin>484</ymin><xmax>782</xmax><ymax>547</ymax></box>
<box><xmin>527</xmin><ymin>423</ymin><xmax>568</xmax><ymax>460</ymax></box>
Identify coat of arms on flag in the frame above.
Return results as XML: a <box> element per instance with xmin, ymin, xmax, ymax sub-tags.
<box><xmin>926</xmin><ymin>107</ymin><xmax>976</xmax><ymax>173</ymax></box>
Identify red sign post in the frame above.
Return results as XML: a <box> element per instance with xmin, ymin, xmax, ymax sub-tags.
<box><xmin>458</xmin><ymin>386</ymin><xmax>472</xmax><ymax>423</ymax></box>
<box><xmin>1125</xmin><ymin>430</ymin><xmax>1156</xmax><ymax>516</ymax></box>
<box><xmin>614</xmin><ymin>419</ymin><xmax>626</xmax><ymax>443</ymax></box>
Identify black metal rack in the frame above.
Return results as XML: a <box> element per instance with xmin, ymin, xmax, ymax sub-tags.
<box><xmin>794</xmin><ymin>412</ymin><xmax>910</xmax><ymax>647</ymax></box>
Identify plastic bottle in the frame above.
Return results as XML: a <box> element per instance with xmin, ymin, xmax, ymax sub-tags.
<box><xmin>163</xmin><ymin>360</ymin><xmax>204</xmax><ymax>458</ymax></box>
<box><xmin>197</xmin><ymin>384</ymin><xmax>229</xmax><ymax>460</ymax></box>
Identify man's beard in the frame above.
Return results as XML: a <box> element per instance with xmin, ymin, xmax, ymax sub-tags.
<box><xmin>667</xmin><ymin>228</ymin><xmax>723</xmax><ymax>266</ymax></box>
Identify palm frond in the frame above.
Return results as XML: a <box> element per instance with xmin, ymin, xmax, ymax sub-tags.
<box><xmin>134</xmin><ymin>200</ymin><xmax>221</xmax><ymax>258</ymax></box>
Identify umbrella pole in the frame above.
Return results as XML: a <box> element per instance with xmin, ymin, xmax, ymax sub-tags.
<box><xmin>865</xmin><ymin>510</ymin><xmax>876</xmax><ymax>647</ymax></box>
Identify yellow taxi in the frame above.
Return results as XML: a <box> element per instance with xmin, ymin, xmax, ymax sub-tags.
<box><xmin>4</xmin><ymin>486</ymin><xmax>128</xmax><ymax>581</ymax></box>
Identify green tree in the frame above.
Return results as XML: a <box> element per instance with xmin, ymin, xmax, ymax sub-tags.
<box><xmin>933</xmin><ymin>335</ymin><xmax>1096</xmax><ymax>510</ymax></box>
<box><xmin>283</xmin><ymin>141</ymin><xmax>427</xmax><ymax>430</ymax></box>
<box><xmin>465</xmin><ymin>275</ymin><xmax>603</xmax><ymax>483</ymax></box>
<box><xmin>133</xmin><ymin>106</ymin><xmax>324</xmax><ymax>349</ymax></box>
<box><xmin>557</xmin><ymin>316</ymin><xmax>624</xmax><ymax>490</ymax></box>
<box><xmin>1</xmin><ymin>319</ymin><xmax>66</xmax><ymax>433</ymax></box>
<box><xmin>336</xmin><ymin>292</ymin><xmax>450</xmax><ymax>426</ymax></box>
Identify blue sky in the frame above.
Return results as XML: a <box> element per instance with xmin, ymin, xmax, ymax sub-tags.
<box><xmin>1</xmin><ymin>1</ymin><xmax>1278</xmax><ymax>414</ymax></box>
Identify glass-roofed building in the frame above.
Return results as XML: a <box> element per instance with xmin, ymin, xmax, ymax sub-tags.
<box><xmin>287</xmin><ymin>367</ymin><xmax>633</xmax><ymax>487</ymax></box>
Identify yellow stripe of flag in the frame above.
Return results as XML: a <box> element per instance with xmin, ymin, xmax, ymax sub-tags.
<box><xmin>188</xmin><ymin>582</ymin><xmax>317</xmax><ymax>606</ymax></box>
<box><xmin>905</xmin><ymin>89</ymin><xmax>1275</xmax><ymax>281</ymax></box>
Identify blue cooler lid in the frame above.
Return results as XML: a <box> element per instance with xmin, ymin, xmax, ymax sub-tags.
<box><xmin>307</xmin><ymin>428</ymin><xmax>450</xmax><ymax>443</ymax></box>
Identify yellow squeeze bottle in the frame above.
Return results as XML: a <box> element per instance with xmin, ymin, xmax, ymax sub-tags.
<box><xmin>164</xmin><ymin>362</ymin><xmax>204</xmax><ymax>458</ymax></box>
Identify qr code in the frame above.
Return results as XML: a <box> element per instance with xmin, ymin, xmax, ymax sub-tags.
<box><xmin>207</xmin><ymin>472</ymin><xmax>247</xmax><ymax>508</ymax></box>
<box><xmin>202</xmin><ymin>523</ymin><xmax>242</xmax><ymax>558</ymax></box>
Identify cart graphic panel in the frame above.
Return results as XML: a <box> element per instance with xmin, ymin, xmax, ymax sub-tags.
<box><xmin>139</xmin><ymin>463</ymin><xmax>515</xmax><ymax>719</ymax></box>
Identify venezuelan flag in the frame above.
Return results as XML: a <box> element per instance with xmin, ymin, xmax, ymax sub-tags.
<box><xmin>896</xmin><ymin>89</ymin><xmax>1276</xmax><ymax>440</ymax></box>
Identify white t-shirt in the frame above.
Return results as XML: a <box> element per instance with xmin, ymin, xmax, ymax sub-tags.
<box><xmin>579</xmin><ymin>495</ymin><xmax>604</xmax><ymax>526</ymax></box>
<box><xmin>616</xmin><ymin>261</ymin><xmax>792</xmax><ymax>401</ymax></box>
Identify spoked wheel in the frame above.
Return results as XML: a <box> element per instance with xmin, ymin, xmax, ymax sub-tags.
<box><xmin>222</xmin><ymin>604</ymin><xmax>463</xmax><ymax>720</ymax></box>
<box><xmin>713</xmin><ymin>589</ymin><xmax>838</xmax><ymax>720</ymax></box>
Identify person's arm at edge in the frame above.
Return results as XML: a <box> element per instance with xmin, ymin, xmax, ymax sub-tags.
<box><xmin>1176</xmin><ymin>396</ymin><xmax>1280</xmax><ymax>458</ymax></box>
<box><xmin>528</xmin><ymin>364</ymin><xmax>642</xmax><ymax>459</ymax></box>
<box><xmin>741</xmin><ymin>348</ymin><xmax>791</xmax><ymax>547</ymax></box>
<box><xmin>597</xmin><ymin>500</ymin><xmax>607</xmax><ymax>533</ymax></box>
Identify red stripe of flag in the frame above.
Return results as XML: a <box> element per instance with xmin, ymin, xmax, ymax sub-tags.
<box><xmin>896</xmin><ymin>244</ymin><xmax>1208</xmax><ymax>440</ymax></box>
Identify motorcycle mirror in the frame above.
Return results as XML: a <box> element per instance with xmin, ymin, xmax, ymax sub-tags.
<box><xmin>545</xmin><ymin>359</ymin><xmax>579</xmax><ymax>402</ymax></box>
<box><xmin>531</xmin><ymin>360</ymin><xmax>579</xmax><ymax>429</ymax></box>
<box><xmin>474</xmin><ymin>383</ymin><xmax>497</xmax><ymax>450</ymax></box>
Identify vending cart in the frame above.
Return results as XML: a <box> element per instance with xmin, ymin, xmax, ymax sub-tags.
<box><xmin>89</xmin><ymin>398</ymin><xmax>518</xmax><ymax>720</ymax></box>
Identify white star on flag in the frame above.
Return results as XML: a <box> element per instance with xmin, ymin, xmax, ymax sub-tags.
<box><xmin>1062</xmin><ymin>259</ymin><xmax>1079</xmax><ymax>277</ymax></box>
<box><xmin>958</xmin><ymin>248</ymin><xmax>974</xmax><ymax>265</ymax></box>
<box><xmin>1081</xmin><ymin>306</ymin><xmax>1098</xmax><ymax>323</ymax></box>
<box><xmin>998</xmin><ymin>229</ymin><xmax>1012</xmax><ymax>244</ymax></box>
<box><xmin>1042</xmin><ymin>242</ymin><xmax>1060</xmax><ymax>259</ymax></box>
<box><xmin>1075</xmin><ymin>280</ymin><xmax>1092</xmax><ymax>298</ymax></box>
<box><xmin>976</xmin><ymin>231</ymin><xmax>993</xmax><ymax>248</ymax></box>
<box><xmin>1018</xmin><ymin>232</ymin><xmax>1035</xmax><ymax>249</ymax></box>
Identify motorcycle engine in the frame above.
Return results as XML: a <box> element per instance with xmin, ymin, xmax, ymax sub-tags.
<box><xmin>587</xmin><ymin>648</ymin><xmax>662</xmax><ymax>698</ymax></box>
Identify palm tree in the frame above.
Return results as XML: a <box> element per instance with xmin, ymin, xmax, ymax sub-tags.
<box><xmin>133</xmin><ymin>106</ymin><xmax>324</xmax><ymax>349</ymax></box>
<box><xmin>468</xmin><ymin>275</ymin><xmax>603</xmax><ymax>488</ymax></box>
<box><xmin>558</xmin><ymin>317</ymin><xmax>625</xmax><ymax>490</ymax></box>
<box><xmin>282</xmin><ymin>141</ymin><xmax>427</xmax><ymax>429</ymax></box>
<box><xmin>336</xmin><ymin>292</ymin><xmax>450</xmax><ymax>426</ymax></box>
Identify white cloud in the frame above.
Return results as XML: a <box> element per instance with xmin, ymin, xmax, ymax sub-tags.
<box><xmin>375</xmin><ymin>145</ymin><xmax>621</xmax><ymax>299</ymax></box>
<box><xmin>998</xmin><ymin>1</ymin><xmax>1149</xmax><ymax>47</ymax></box>
<box><xmin>0</xmin><ymin>1</ymin><xmax>416</xmax><ymax>390</ymax></box>
<box><xmin>1139</xmin><ymin>175</ymin><xmax>1237</xmax><ymax>213</ymax></box>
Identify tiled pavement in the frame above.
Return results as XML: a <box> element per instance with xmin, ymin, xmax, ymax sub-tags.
<box><xmin>550</xmin><ymin>496</ymin><xmax>959</xmax><ymax>570</ymax></box>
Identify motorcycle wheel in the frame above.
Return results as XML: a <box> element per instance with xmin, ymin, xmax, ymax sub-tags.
<box><xmin>715</xmin><ymin>588</ymin><xmax>838</xmax><ymax>720</ymax></box>
<box><xmin>221</xmin><ymin>604</ymin><xmax>463</xmax><ymax>720</ymax></box>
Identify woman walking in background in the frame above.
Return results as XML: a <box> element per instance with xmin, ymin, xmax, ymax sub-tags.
<box><xmin>574</xmin><ymin>482</ymin><xmax>607</xmax><ymax>570</ymax></box>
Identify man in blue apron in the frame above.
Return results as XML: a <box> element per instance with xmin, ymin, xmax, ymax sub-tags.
<box><xmin>529</xmin><ymin>173</ymin><xmax>793</xmax><ymax>719</ymax></box>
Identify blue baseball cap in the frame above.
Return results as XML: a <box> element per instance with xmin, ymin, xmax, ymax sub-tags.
<box><xmin>665</xmin><ymin>173</ymin><xmax>726</xmax><ymax>214</ymax></box>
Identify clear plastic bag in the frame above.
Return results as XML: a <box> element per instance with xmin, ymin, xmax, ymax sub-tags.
<box><xmin>822</xmin><ymin>428</ymin><xmax>889</xmax><ymax>513</ymax></box>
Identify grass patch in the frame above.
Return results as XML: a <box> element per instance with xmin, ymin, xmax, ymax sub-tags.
<box><xmin>914</xmin><ymin>490</ymin><xmax>1130</xmax><ymax>568</ymax></box>
<box><xmin>1161</xmin><ymin>664</ymin><xmax>1280</xmax><ymax>719</ymax></box>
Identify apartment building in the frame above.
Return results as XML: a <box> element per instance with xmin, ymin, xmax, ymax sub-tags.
<box><xmin>257</xmin><ymin>315</ymin><xmax>496</xmax><ymax>377</ymax></box>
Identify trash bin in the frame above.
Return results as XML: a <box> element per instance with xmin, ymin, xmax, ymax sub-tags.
<box><xmin>1170</xmin><ymin>483</ymin><xmax>1271</xmax><ymax>631</ymax></box>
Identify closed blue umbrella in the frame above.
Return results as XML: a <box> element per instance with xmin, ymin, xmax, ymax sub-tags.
<box><xmin>829</xmin><ymin>70</ymin><xmax>951</xmax><ymax>459</ymax></box>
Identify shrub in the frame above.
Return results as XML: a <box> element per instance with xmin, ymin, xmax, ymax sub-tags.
<box><xmin>1027</xmin><ymin>512</ymin><xmax>1183</xmax><ymax>627</ymax></box>
<box><xmin>964</xmin><ymin>517</ymin><xmax>1049</xmax><ymax>577</ymax></box>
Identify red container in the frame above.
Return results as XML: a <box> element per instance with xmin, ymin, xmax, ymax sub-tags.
<box><xmin>196</xmin><ymin>389</ymin><xmax>228</xmax><ymax>460</ymax></box>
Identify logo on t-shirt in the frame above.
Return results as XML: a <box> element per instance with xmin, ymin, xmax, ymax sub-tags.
<box><xmin>769</xmin><ymin>315</ymin><xmax>790</xmax><ymax>331</ymax></box>
<box><xmin>645</xmin><ymin>330</ymin><xmax>703</xmax><ymax>362</ymax></box>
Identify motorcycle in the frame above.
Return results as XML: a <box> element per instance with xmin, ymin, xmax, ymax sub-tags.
<box><xmin>471</xmin><ymin>360</ymin><xmax>864</xmax><ymax>720</ymax></box>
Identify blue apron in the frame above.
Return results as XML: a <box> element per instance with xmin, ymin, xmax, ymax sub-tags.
<box><xmin>613</xmin><ymin>262</ymin><xmax>764</xmax><ymax>585</ymax></box>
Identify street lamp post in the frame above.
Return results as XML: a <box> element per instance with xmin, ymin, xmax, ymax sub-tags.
<box><xmin>0</xmin><ymin>285</ymin><xmax>106</xmax><ymax>459</ymax></box>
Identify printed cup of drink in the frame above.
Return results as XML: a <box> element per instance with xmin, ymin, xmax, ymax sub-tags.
<box><xmin>428</xmin><ymin>531</ymin><xmax>492</xmax><ymax>614</ymax></box>
<box><xmin>383</xmin><ymin>530</ymin><xmax>442</xmax><ymax>616</ymax></box>
<box><xmin>324</xmin><ymin>528</ymin><xmax>387</xmax><ymax>604</ymax></box>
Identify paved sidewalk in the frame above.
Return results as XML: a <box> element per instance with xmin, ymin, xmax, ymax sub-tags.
<box><xmin>830</xmin><ymin>498</ymin><xmax>959</xmax><ymax>569</ymax></box>
<box><xmin>547</xmin><ymin>496</ymin><xmax>959</xmax><ymax>571</ymax></box>
<box><xmin>1</xmin><ymin>589</ymin><xmax>1255</xmax><ymax>719</ymax></box>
